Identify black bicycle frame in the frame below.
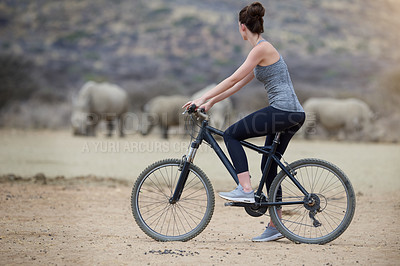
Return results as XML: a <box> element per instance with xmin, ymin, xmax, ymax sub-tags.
<box><xmin>170</xmin><ymin>119</ymin><xmax>309</xmax><ymax>206</ymax></box>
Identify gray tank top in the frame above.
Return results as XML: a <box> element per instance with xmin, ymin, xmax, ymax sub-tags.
<box><xmin>254</xmin><ymin>54</ymin><xmax>304</xmax><ymax>113</ymax></box>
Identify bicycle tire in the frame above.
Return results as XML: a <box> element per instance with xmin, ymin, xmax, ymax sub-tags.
<box><xmin>131</xmin><ymin>158</ymin><xmax>215</xmax><ymax>241</ymax></box>
<box><xmin>269</xmin><ymin>158</ymin><xmax>356</xmax><ymax>244</ymax></box>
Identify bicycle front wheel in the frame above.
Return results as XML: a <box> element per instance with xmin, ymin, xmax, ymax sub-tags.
<box><xmin>131</xmin><ymin>158</ymin><xmax>215</xmax><ymax>241</ymax></box>
<box><xmin>269</xmin><ymin>158</ymin><xmax>356</xmax><ymax>244</ymax></box>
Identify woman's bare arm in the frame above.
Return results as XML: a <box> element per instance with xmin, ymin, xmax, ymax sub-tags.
<box><xmin>200</xmin><ymin>46</ymin><xmax>265</xmax><ymax>102</ymax></box>
<box><xmin>182</xmin><ymin>45</ymin><xmax>266</xmax><ymax>110</ymax></box>
<box><xmin>209</xmin><ymin>71</ymin><xmax>254</xmax><ymax>106</ymax></box>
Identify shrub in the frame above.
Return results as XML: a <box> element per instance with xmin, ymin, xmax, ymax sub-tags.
<box><xmin>381</xmin><ymin>68</ymin><xmax>400</xmax><ymax>96</ymax></box>
<box><xmin>0</xmin><ymin>54</ymin><xmax>39</xmax><ymax>109</ymax></box>
<box><xmin>0</xmin><ymin>100</ymin><xmax>71</xmax><ymax>129</ymax></box>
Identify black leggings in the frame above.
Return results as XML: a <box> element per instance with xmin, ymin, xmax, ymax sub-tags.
<box><xmin>223</xmin><ymin>106</ymin><xmax>305</xmax><ymax>192</ymax></box>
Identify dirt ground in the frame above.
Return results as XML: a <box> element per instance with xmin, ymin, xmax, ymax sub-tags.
<box><xmin>1</xmin><ymin>130</ymin><xmax>399</xmax><ymax>265</ymax></box>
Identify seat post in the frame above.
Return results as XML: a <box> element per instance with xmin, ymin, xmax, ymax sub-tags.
<box><xmin>270</xmin><ymin>132</ymin><xmax>282</xmax><ymax>155</ymax></box>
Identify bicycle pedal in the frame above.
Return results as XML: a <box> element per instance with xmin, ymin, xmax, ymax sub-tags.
<box><xmin>224</xmin><ymin>202</ymin><xmax>249</xmax><ymax>207</ymax></box>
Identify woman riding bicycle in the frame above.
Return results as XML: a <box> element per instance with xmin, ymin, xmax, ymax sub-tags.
<box><xmin>183</xmin><ymin>2</ymin><xmax>306</xmax><ymax>242</ymax></box>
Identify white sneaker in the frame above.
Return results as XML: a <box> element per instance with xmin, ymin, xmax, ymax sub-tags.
<box><xmin>218</xmin><ymin>184</ymin><xmax>255</xmax><ymax>203</ymax></box>
<box><xmin>252</xmin><ymin>225</ymin><xmax>284</xmax><ymax>242</ymax></box>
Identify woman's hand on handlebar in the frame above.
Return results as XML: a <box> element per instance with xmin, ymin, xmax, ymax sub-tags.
<box><xmin>200</xmin><ymin>101</ymin><xmax>213</xmax><ymax>113</ymax></box>
<box><xmin>182</xmin><ymin>98</ymin><xmax>207</xmax><ymax>111</ymax></box>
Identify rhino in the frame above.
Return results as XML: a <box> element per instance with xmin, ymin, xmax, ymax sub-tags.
<box><xmin>141</xmin><ymin>95</ymin><xmax>190</xmax><ymax>139</ymax></box>
<box><xmin>71</xmin><ymin>81</ymin><xmax>129</xmax><ymax>137</ymax></box>
<box><xmin>302</xmin><ymin>97</ymin><xmax>374</xmax><ymax>140</ymax></box>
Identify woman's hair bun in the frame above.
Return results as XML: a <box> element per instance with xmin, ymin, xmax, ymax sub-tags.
<box><xmin>239</xmin><ymin>2</ymin><xmax>265</xmax><ymax>34</ymax></box>
<box><xmin>248</xmin><ymin>2</ymin><xmax>265</xmax><ymax>20</ymax></box>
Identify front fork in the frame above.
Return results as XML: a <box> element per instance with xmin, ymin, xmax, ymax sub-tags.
<box><xmin>169</xmin><ymin>142</ymin><xmax>199</xmax><ymax>204</ymax></box>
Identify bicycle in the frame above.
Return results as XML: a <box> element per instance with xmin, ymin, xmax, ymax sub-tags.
<box><xmin>131</xmin><ymin>105</ymin><xmax>356</xmax><ymax>244</ymax></box>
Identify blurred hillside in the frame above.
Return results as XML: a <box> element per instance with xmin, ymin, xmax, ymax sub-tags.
<box><xmin>0</xmin><ymin>0</ymin><xmax>399</xmax><ymax>139</ymax></box>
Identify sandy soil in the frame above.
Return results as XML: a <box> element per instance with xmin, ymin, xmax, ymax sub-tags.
<box><xmin>0</xmin><ymin>130</ymin><xmax>399</xmax><ymax>265</ymax></box>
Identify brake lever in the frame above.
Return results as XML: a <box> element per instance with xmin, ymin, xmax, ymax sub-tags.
<box><xmin>182</xmin><ymin>104</ymin><xmax>195</xmax><ymax>115</ymax></box>
<box><xmin>182</xmin><ymin>104</ymin><xmax>208</xmax><ymax>119</ymax></box>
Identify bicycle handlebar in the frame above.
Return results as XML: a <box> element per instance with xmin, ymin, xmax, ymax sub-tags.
<box><xmin>183</xmin><ymin>104</ymin><xmax>208</xmax><ymax>120</ymax></box>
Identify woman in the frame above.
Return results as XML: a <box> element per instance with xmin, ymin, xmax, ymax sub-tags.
<box><xmin>183</xmin><ymin>2</ymin><xmax>305</xmax><ymax>242</ymax></box>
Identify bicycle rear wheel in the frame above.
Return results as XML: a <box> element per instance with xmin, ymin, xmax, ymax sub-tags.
<box><xmin>269</xmin><ymin>158</ymin><xmax>356</xmax><ymax>244</ymax></box>
<box><xmin>131</xmin><ymin>158</ymin><xmax>215</xmax><ymax>241</ymax></box>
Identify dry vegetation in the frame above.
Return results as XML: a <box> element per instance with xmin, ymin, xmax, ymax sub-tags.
<box><xmin>0</xmin><ymin>0</ymin><xmax>399</xmax><ymax>140</ymax></box>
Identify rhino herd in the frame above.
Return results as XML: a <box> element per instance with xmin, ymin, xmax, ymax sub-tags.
<box><xmin>71</xmin><ymin>81</ymin><xmax>379</xmax><ymax>141</ymax></box>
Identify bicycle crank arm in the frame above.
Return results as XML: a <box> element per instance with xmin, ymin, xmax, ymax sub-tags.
<box><xmin>224</xmin><ymin>202</ymin><xmax>252</xmax><ymax>207</ymax></box>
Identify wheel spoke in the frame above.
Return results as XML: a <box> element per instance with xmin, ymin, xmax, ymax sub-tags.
<box><xmin>131</xmin><ymin>160</ymin><xmax>214</xmax><ymax>241</ymax></box>
<box><xmin>270</xmin><ymin>159</ymin><xmax>355</xmax><ymax>244</ymax></box>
